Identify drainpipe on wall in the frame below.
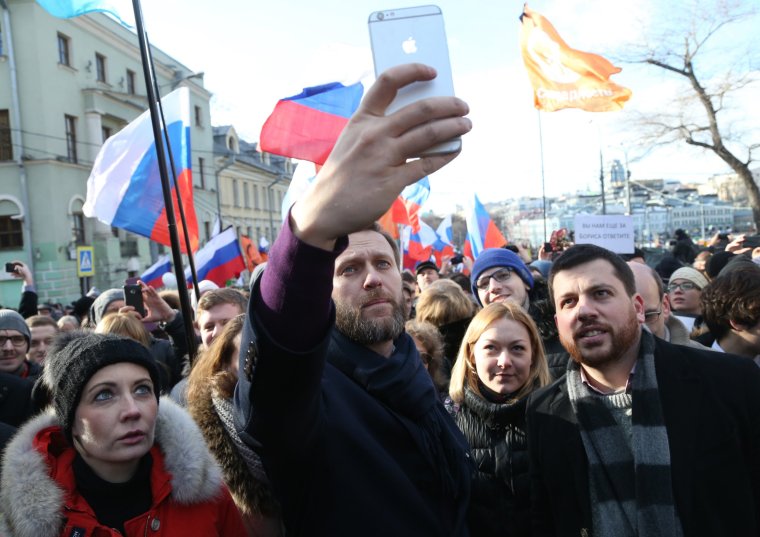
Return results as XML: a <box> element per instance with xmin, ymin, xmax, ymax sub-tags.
<box><xmin>1</xmin><ymin>0</ymin><xmax>34</xmax><ymax>273</ymax></box>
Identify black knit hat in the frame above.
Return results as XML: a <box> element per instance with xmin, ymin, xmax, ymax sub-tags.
<box><xmin>43</xmin><ymin>331</ymin><xmax>161</xmax><ymax>440</ymax></box>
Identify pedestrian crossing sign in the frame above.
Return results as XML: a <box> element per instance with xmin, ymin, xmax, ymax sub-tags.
<box><xmin>77</xmin><ymin>246</ymin><xmax>95</xmax><ymax>277</ymax></box>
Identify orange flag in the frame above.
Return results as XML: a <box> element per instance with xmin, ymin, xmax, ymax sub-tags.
<box><xmin>240</xmin><ymin>235</ymin><xmax>263</xmax><ymax>272</ymax></box>
<box><xmin>519</xmin><ymin>5</ymin><xmax>631</xmax><ymax>112</ymax></box>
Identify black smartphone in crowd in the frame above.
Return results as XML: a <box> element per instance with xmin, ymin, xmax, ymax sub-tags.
<box><xmin>5</xmin><ymin>262</ymin><xmax>16</xmax><ymax>273</ymax></box>
<box><xmin>123</xmin><ymin>284</ymin><xmax>146</xmax><ymax>317</ymax></box>
<box><xmin>451</xmin><ymin>254</ymin><xmax>464</xmax><ymax>264</ymax></box>
<box><xmin>543</xmin><ymin>242</ymin><xmax>553</xmax><ymax>253</ymax></box>
<box><xmin>742</xmin><ymin>234</ymin><xmax>760</xmax><ymax>249</ymax></box>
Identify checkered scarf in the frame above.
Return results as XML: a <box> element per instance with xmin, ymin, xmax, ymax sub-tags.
<box><xmin>565</xmin><ymin>330</ymin><xmax>683</xmax><ymax>537</ymax></box>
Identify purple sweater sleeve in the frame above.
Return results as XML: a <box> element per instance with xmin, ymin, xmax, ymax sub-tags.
<box><xmin>253</xmin><ymin>217</ymin><xmax>347</xmax><ymax>351</ymax></box>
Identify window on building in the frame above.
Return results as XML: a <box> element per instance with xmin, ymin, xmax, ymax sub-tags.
<box><xmin>120</xmin><ymin>238</ymin><xmax>138</xmax><ymax>257</ymax></box>
<box><xmin>247</xmin><ymin>226</ymin><xmax>253</xmax><ymax>238</ymax></box>
<box><xmin>204</xmin><ymin>221</ymin><xmax>211</xmax><ymax>241</ymax></box>
<box><xmin>198</xmin><ymin>157</ymin><xmax>206</xmax><ymax>189</ymax></box>
<box><xmin>111</xmin><ymin>226</ymin><xmax>119</xmax><ymax>238</ymax></box>
<box><xmin>0</xmin><ymin>215</ymin><xmax>24</xmax><ymax>250</ymax></box>
<box><xmin>126</xmin><ymin>69</ymin><xmax>136</xmax><ymax>94</ymax></box>
<box><xmin>253</xmin><ymin>185</ymin><xmax>260</xmax><ymax>209</ymax></box>
<box><xmin>243</xmin><ymin>183</ymin><xmax>250</xmax><ymax>208</ymax></box>
<box><xmin>102</xmin><ymin>126</ymin><xmax>112</xmax><ymax>142</ymax></box>
<box><xmin>64</xmin><ymin>115</ymin><xmax>77</xmax><ymax>163</ymax></box>
<box><xmin>0</xmin><ymin>216</ymin><xmax>22</xmax><ymax>250</ymax></box>
<box><xmin>0</xmin><ymin>23</ymin><xmax>4</xmax><ymax>56</ymax></box>
<box><xmin>0</xmin><ymin>110</ymin><xmax>12</xmax><ymax>161</ymax></box>
<box><xmin>72</xmin><ymin>212</ymin><xmax>85</xmax><ymax>245</ymax></box>
<box><xmin>57</xmin><ymin>33</ymin><xmax>71</xmax><ymax>66</ymax></box>
<box><xmin>194</xmin><ymin>105</ymin><xmax>202</xmax><ymax>127</ymax></box>
<box><xmin>95</xmin><ymin>53</ymin><xmax>107</xmax><ymax>82</ymax></box>
<box><xmin>232</xmin><ymin>179</ymin><xmax>240</xmax><ymax>207</ymax></box>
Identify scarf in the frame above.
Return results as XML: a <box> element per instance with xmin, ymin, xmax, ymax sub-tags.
<box><xmin>213</xmin><ymin>392</ymin><xmax>270</xmax><ymax>485</ymax></box>
<box><xmin>328</xmin><ymin>330</ymin><xmax>471</xmax><ymax>504</ymax></box>
<box><xmin>565</xmin><ymin>330</ymin><xmax>682</xmax><ymax>537</ymax></box>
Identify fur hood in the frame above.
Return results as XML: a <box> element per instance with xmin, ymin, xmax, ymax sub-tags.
<box><xmin>0</xmin><ymin>397</ymin><xmax>224</xmax><ymax>537</ymax></box>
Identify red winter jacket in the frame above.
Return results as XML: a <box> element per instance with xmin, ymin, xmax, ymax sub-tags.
<box><xmin>0</xmin><ymin>398</ymin><xmax>247</xmax><ymax>537</ymax></box>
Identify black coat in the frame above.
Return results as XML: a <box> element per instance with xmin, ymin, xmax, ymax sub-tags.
<box><xmin>0</xmin><ymin>371</ymin><xmax>33</xmax><ymax>427</ymax></box>
<box><xmin>453</xmin><ymin>387</ymin><xmax>531</xmax><ymax>537</ymax></box>
<box><xmin>526</xmin><ymin>336</ymin><xmax>760</xmax><ymax>537</ymax></box>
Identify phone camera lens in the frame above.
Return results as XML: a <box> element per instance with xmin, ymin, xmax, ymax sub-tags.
<box><xmin>377</xmin><ymin>12</ymin><xmax>384</xmax><ymax>20</ymax></box>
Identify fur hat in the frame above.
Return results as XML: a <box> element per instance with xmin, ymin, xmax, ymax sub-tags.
<box><xmin>668</xmin><ymin>267</ymin><xmax>708</xmax><ymax>290</ymax></box>
<box><xmin>42</xmin><ymin>331</ymin><xmax>160</xmax><ymax>440</ymax></box>
<box><xmin>471</xmin><ymin>248</ymin><xmax>534</xmax><ymax>305</ymax></box>
<box><xmin>0</xmin><ymin>309</ymin><xmax>31</xmax><ymax>349</ymax></box>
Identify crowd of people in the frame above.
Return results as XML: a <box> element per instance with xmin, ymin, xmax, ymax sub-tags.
<box><xmin>0</xmin><ymin>64</ymin><xmax>758</xmax><ymax>536</ymax></box>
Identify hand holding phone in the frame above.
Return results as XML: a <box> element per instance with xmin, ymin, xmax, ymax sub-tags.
<box><xmin>123</xmin><ymin>284</ymin><xmax>146</xmax><ymax>318</ymax></box>
<box><xmin>369</xmin><ymin>5</ymin><xmax>460</xmax><ymax>156</ymax></box>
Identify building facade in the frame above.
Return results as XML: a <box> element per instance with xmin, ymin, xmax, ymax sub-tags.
<box><xmin>0</xmin><ymin>0</ymin><xmax>215</xmax><ymax>306</ymax></box>
<box><xmin>213</xmin><ymin>126</ymin><xmax>292</xmax><ymax>274</ymax></box>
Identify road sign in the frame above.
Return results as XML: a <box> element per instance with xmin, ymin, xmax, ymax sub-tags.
<box><xmin>77</xmin><ymin>246</ymin><xmax>95</xmax><ymax>277</ymax></box>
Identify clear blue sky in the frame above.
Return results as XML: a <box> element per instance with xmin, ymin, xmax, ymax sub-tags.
<box><xmin>136</xmin><ymin>0</ymin><xmax>759</xmax><ymax>213</ymax></box>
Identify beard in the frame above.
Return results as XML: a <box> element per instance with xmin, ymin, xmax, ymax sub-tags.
<box><xmin>335</xmin><ymin>290</ymin><xmax>405</xmax><ymax>346</ymax></box>
<box><xmin>559</xmin><ymin>308</ymin><xmax>640</xmax><ymax>369</ymax></box>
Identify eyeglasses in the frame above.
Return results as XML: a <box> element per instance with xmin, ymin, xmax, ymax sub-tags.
<box><xmin>475</xmin><ymin>268</ymin><xmax>513</xmax><ymax>290</ymax></box>
<box><xmin>643</xmin><ymin>310</ymin><xmax>662</xmax><ymax>324</ymax></box>
<box><xmin>0</xmin><ymin>335</ymin><xmax>27</xmax><ymax>347</ymax></box>
<box><xmin>667</xmin><ymin>282</ymin><xmax>700</xmax><ymax>292</ymax></box>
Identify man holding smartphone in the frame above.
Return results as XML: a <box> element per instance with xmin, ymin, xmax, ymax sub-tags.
<box><xmin>235</xmin><ymin>63</ymin><xmax>472</xmax><ymax>536</ymax></box>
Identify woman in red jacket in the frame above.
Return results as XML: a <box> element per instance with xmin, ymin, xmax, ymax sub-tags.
<box><xmin>0</xmin><ymin>331</ymin><xmax>246</xmax><ymax>537</ymax></box>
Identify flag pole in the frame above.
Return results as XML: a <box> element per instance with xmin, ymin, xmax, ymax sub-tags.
<box><xmin>131</xmin><ymin>0</ymin><xmax>197</xmax><ymax>362</ymax></box>
<box><xmin>536</xmin><ymin>110</ymin><xmax>547</xmax><ymax>243</ymax></box>
<box><xmin>151</xmin><ymin>77</ymin><xmax>201</xmax><ymax>301</ymax></box>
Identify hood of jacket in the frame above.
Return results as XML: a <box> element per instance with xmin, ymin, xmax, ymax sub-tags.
<box><xmin>0</xmin><ymin>397</ymin><xmax>223</xmax><ymax>537</ymax></box>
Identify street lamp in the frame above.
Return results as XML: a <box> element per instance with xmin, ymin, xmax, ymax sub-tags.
<box><xmin>169</xmin><ymin>70</ymin><xmax>204</xmax><ymax>90</ymax></box>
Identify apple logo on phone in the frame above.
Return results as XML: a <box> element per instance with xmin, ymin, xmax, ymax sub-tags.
<box><xmin>402</xmin><ymin>36</ymin><xmax>417</xmax><ymax>54</ymax></box>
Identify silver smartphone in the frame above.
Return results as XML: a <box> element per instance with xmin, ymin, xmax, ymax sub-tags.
<box><xmin>368</xmin><ymin>5</ymin><xmax>461</xmax><ymax>155</ymax></box>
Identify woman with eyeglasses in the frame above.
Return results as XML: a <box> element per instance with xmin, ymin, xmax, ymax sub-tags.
<box><xmin>449</xmin><ymin>302</ymin><xmax>551</xmax><ymax>537</ymax></box>
<box><xmin>470</xmin><ymin>248</ymin><xmax>567</xmax><ymax>380</ymax></box>
<box><xmin>666</xmin><ymin>267</ymin><xmax>708</xmax><ymax>333</ymax></box>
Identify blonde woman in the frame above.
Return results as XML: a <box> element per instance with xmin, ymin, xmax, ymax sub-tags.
<box><xmin>449</xmin><ymin>302</ymin><xmax>551</xmax><ymax>537</ymax></box>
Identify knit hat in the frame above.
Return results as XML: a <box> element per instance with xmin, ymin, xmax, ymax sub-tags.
<box><xmin>471</xmin><ymin>248</ymin><xmax>534</xmax><ymax>305</ymax></box>
<box><xmin>415</xmin><ymin>260</ymin><xmax>439</xmax><ymax>275</ymax></box>
<box><xmin>89</xmin><ymin>288</ymin><xmax>125</xmax><ymax>325</ymax></box>
<box><xmin>705</xmin><ymin>251</ymin><xmax>735</xmax><ymax>279</ymax></box>
<box><xmin>43</xmin><ymin>331</ymin><xmax>160</xmax><ymax>440</ymax></box>
<box><xmin>529</xmin><ymin>259</ymin><xmax>552</xmax><ymax>279</ymax></box>
<box><xmin>0</xmin><ymin>309</ymin><xmax>31</xmax><ymax>349</ymax></box>
<box><xmin>668</xmin><ymin>267</ymin><xmax>708</xmax><ymax>290</ymax></box>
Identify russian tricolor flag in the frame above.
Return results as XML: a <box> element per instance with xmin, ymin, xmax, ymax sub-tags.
<box><xmin>83</xmin><ymin>88</ymin><xmax>199</xmax><ymax>253</ymax></box>
<box><xmin>433</xmin><ymin>215</ymin><xmax>455</xmax><ymax>266</ymax></box>
<box><xmin>465</xmin><ymin>193</ymin><xmax>507</xmax><ymax>259</ymax></box>
<box><xmin>260</xmin><ymin>82</ymin><xmax>364</xmax><ymax>165</ymax></box>
<box><xmin>382</xmin><ymin>176</ymin><xmax>431</xmax><ymax>236</ymax></box>
<box><xmin>185</xmin><ymin>227</ymin><xmax>245</xmax><ymax>287</ymax></box>
<box><xmin>140</xmin><ymin>255</ymin><xmax>171</xmax><ymax>289</ymax></box>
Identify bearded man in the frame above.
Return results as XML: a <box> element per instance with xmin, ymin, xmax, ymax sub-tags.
<box><xmin>526</xmin><ymin>244</ymin><xmax>760</xmax><ymax>537</ymax></box>
<box><xmin>234</xmin><ymin>64</ymin><xmax>473</xmax><ymax>536</ymax></box>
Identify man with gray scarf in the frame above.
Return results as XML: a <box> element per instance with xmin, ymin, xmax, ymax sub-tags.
<box><xmin>527</xmin><ymin>244</ymin><xmax>760</xmax><ymax>536</ymax></box>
